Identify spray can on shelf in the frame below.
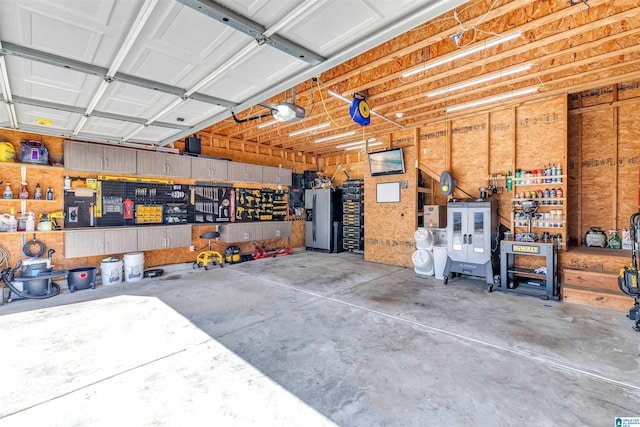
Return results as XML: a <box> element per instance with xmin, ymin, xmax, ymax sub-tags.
<box><xmin>3</xmin><ymin>182</ymin><xmax>13</xmax><ymax>199</ymax></box>
<box><xmin>506</xmin><ymin>170</ymin><xmax>513</xmax><ymax>191</ymax></box>
<box><xmin>34</xmin><ymin>183</ymin><xmax>42</xmax><ymax>200</ymax></box>
<box><xmin>46</xmin><ymin>187</ymin><xmax>54</xmax><ymax>200</ymax></box>
<box><xmin>556</xmin><ymin>163</ymin><xmax>562</xmax><ymax>182</ymax></box>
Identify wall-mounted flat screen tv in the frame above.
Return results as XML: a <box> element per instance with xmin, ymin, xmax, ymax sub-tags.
<box><xmin>368</xmin><ymin>148</ymin><xmax>405</xmax><ymax>176</ymax></box>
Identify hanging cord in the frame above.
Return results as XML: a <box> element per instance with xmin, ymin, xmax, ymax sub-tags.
<box><xmin>0</xmin><ymin>246</ymin><xmax>10</xmax><ymax>270</ymax></box>
<box><xmin>315</xmin><ymin>79</ymin><xmax>348</xmax><ymax>129</ymax></box>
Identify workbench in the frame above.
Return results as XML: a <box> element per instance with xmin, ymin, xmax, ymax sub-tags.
<box><xmin>498</xmin><ymin>241</ymin><xmax>559</xmax><ymax>300</ymax></box>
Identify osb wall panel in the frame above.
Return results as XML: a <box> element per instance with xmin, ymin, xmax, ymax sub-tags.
<box><xmin>616</xmin><ymin>103</ymin><xmax>640</xmax><ymax>229</ymax></box>
<box><xmin>618</xmin><ymin>80</ymin><xmax>640</xmax><ymax>101</ymax></box>
<box><xmin>364</xmin><ymin>145</ymin><xmax>416</xmax><ymax>268</ymax></box>
<box><xmin>567</xmin><ymin>114</ymin><xmax>581</xmax><ymax>244</ymax></box>
<box><xmin>489</xmin><ymin>108</ymin><xmax>516</xmax><ymax>226</ymax></box>
<box><xmin>515</xmin><ymin>96</ymin><xmax>567</xmax><ymax>171</ymax></box>
<box><xmin>418</xmin><ymin>122</ymin><xmax>447</xmax><ymax>179</ymax></box>
<box><xmin>450</xmin><ymin>115</ymin><xmax>489</xmax><ymax>200</ymax></box>
<box><xmin>320</xmin><ymin>151</ymin><xmax>367</xmax><ymax>188</ymax></box>
<box><xmin>580</xmin><ymin>109</ymin><xmax>616</xmax><ymax>234</ymax></box>
<box><xmin>579</xmin><ymin>86</ymin><xmax>615</xmax><ymax>108</ymax></box>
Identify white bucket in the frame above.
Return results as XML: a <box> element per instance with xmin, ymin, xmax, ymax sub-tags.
<box><xmin>123</xmin><ymin>252</ymin><xmax>145</xmax><ymax>283</ymax></box>
<box><xmin>412</xmin><ymin>249</ymin><xmax>434</xmax><ymax>277</ymax></box>
<box><xmin>414</xmin><ymin>228</ymin><xmax>434</xmax><ymax>251</ymax></box>
<box><xmin>101</xmin><ymin>259</ymin><xmax>123</xmax><ymax>285</ymax></box>
<box><xmin>433</xmin><ymin>244</ymin><xmax>447</xmax><ymax>280</ymax></box>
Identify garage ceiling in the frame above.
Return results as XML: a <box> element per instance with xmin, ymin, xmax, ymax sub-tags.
<box><xmin>0</xmin><ymin>0</ymin><xmax>466</xmax><ymax>152</ymax></box>
<box><xmin>1</xmin><ymin>1</ymin><xmax>639</xmax><ymax>159</ymax></box>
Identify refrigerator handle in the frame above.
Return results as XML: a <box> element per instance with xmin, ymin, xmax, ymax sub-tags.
<box><xmin>312</xmin><ymin>194</ymin><xmax>317</xmax><ymax>242</ymax></box>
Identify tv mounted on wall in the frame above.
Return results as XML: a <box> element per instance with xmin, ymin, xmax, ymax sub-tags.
<box><xmin>368</xmin><ymin>148</ymin><xmax>405</xmax><ymax>176</ymax></box>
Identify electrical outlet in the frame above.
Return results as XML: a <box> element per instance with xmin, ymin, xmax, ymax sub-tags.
<box><xmin>189</xmin><ymin>245</ymin><xmax>195</xmax><ymax>252</ymax></box>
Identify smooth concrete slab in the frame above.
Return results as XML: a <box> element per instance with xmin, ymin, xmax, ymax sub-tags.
<box><xmin>1</xmin><ymin>250</ymin><xmax>639</xmax><ymax>426</ymax></box>
<box><xmin>0</xmin><ymin>295</ymin><xmax>334</xmax><ymax>426</ymax></box>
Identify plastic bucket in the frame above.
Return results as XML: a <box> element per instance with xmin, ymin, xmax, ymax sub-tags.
<box><xmin>68</xmin><ymin>267</ymin><xmax>97</xmax><ymax>291</ymax></box>
<box><xmin>123</xmin><ymin>252</ymin><xmax>145</xmax><ymax>283</ymax></box>
<box><xmin>412</xmin><ymin>249</ymin><xmax>434</xmax><ymax>277</ymax></box>
<box><xmin>101</xmin><ymin>258</ymin><xmax>123</xmax><ymax>285</ymax></box>
<box><xmin>414</xmin><ymin>228</ymin><xmax>434</xmax><ymax>251</ymax></box>
<box><xmin>433</xmin><ymin>244</ymin><xmax>447</xmax><ymax>280</ymax></box>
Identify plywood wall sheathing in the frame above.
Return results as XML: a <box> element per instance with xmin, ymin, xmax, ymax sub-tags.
<box><xmin>616</xmin><ymin>103</ymin><xmax>640</xmax><ymax>230</ymax></box>
<box><xmin>364</xmin><ymin>144</ymin><xmax>417</xmax><ymax>268</ymax></box>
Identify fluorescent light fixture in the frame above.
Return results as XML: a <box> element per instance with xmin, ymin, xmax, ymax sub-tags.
<box><xmin>73</xmin><ymin>115</ymin><xmax>89</xmax><ymax>136</ymax></box>
<box><xmin>402</xmin><ymin>32</ymin><xmax>522</xmax><ymax>78</ymax></box>
<box><xmin>336</xmin><ymin>140</ymin><xmax>365</xmax><ymax>149</ymax></box>
<box><xmin>345</xmin><ymin>141</ymin><xmax>383</xmax><ymax>151</ymax></box>
<box><xmin>258</xmin><ymin>119</ymin><xmax>278</xmax><ymax>129</ymax></box>
<box><xmin>328</xmin><ymin>90</ymin><xmax>350</xmax><ymax>103</ymax></box>
<box><xmin>314</xmin><ymin>130</ymin><xmax>356</xmax><ymax>143</ymax></box>
<box><xmin>445</xmin><ymin>86</ymin><xmax>539</xmax><ymax>113</ymax></box>
<box><xmin>428</xmin><ymin>64</ymin><xmax>532</xmax><ymax>97</ymax></box>
<box><xmin>289</xmin><ymin>122</ymin><xmax>329</xmax><ymax>136</ymax></box>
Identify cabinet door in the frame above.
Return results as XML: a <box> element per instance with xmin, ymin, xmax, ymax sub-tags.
<box><xmin>164</xmin><ymin>154</ymin><xmax>191</xmax><ymax>178</ymax></box>
<box><xmin>64</xmin><ymin>141</ymin><xmax>136</xmax><ymax>173</ymax></box>
<box><xmin>165</xmin><ymin>224</ymin><xmax>192</xmax><ymax>248</ymax></box>
<box><xmin>220</xmin><ymin>223</ymin><xmax>263</xmax><ymax>242</ymax></box>
<box><xmin>65</xmin><ymin>229</ymin><xmax>106</xmax><ymax>257</ymax></box>
<box><xmin>191</xmin><ymin>158</ymin><xmax>228</xmax><ymax>181</ymax></box>
<box><xmin>104</xmin><ymin>228</ymin><xmax>138</xmax><ymax>254</ymax></box>
<box><xmin>262</xmin><ymin>166</ymin><xmax>292</xmax><ymax>185</ymax></box>
<box><xmin>227</xmin><ymin>162</ymin><xmax>262</xmax><ymax>183</ymax></box>
<box><xmin>136</xmin><ymin>226</ymin><xmax>167</xmax><ymax>251</ymax></box>
<box><xmin>467</xmin><ymin>207</ymin><xmax>491</xmax><ymax>265</ymax></box>
<box><xmin>102</xmin><ymin>145</ymin><xmax>137</xmax><ymax>173</ymax></box>
<box><xmin>262</xmin><ymin>221</ymin><xmax>291</xmax><ymax>239</ymax></box>
<box><xmin>136</xmin><ymin>152</ymin><xmax>191</xmax><ymax>178</ymax></box>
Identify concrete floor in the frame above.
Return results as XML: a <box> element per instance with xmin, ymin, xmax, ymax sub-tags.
<box><xmin>1</xmin><ymin>249</ymin><xmax>639</xmax><ymax>426</ymax></box>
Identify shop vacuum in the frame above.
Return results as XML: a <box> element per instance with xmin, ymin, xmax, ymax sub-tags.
<box><xmin>619</xmin><ymin>212</ymin><xmax>640</xmax><ymax>332</ymax></box>
<box><xmin>1</xmin><ymin>237</ymin><xmax>68</xmax><ymax>302</ymax></box>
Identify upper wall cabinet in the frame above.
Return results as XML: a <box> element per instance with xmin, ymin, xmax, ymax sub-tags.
<box><xmin>262</xmin><ymin>166</ymin><xmax>292</xmax><ymax>186</ymax></box>
<box><xmin>191</xmin><ymin>157</ymin><xmax>228</xmax><ymax>181</ymax></box>
<box><xmin>227</xmin><ymin>162</ymin><xmax>263</xmax><ymax>183</ymax></box>
<box><xmin>64</xmin><ymin>141</ymin><xmax>137</xmax><ymax>174</ymax></box>
<box><xmin>137</xmin><ymin>151</ymin><xmax>192</xmax><ymax>178</ymax></box>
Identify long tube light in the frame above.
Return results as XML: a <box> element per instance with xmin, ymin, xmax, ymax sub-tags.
<box><xmin>345</xmin><ymin>141</ymin><xmax>383</xmax><ymax>151</ymax></box>
<box><xmin>289</xmin><ymin>122</ymin><xmax>329</xmax><ymax>136</ymax></box>
<box><xmin>402</xmin><ymin>31</ymin><xmax>522</xmax><ymax>78</ymax></box>
<box><xmin>336</xmin><ymin>140</ymin><xmax>366</xmax><ymax>149</ymax></box>
<box><xmin>428</xmin><ymin>64</ymin><xmax>532</xmax><ymax>97</ymax></box>
<box><xmin>445</xmin><ymin>86</ymin><xmax>539</xmax><ymax>113</ymax></box>
<box><xmin>257</xmin><ymin>119</ymin><xmax>278</xmax><ymax>129</ymax></box>
<box><xmin>314</xmin><ymin>130</ymin><xmax>355</xmax><ymax>143</ymax></box>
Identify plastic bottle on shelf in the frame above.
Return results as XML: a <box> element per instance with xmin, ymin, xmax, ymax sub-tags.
<box><xmin>506</xmin><ymin>170</ymin><xmax>513</xmax><ymax>191</ymax></box>
<box><xmin>25</xmin><ymin>211</ymin><xmax>35</xmax><ymax>232</ymax></box>
<box><xmin>19</xmin><ymin>183</ymin><xmax>28</xmax><ymax>199</ymax></box>
<box><xmin>550</xmin><ymin>163</ymin><xmax>556</xmax><ymax>182</ymax></box>
<box><xmin>556</xmin><ymin>163</ymin><xmax>562</xmax><ymax>182</ymax></box>
<box><xmin>7</xmin><ymin>207</ymin><xmax>17</xmax><ymax>232</ymax></box>
<box><xmin>557</xmin><ymin>187</ymin><xmax>563</xmax><ymax>204</ymax></box>
<box><xmin>3</xmin><ymin>182</ymin><xmax>12</xmax><ymax>199</ymax></box>
<box><xmin>34</xmin><ymin>183</ymin><xmax>42</xmax><ymax>200</ymax></box>
<box><xmin>46</xmin><ymin>187</ymin><xmax>54</xmax><ymax>200</ymax></box>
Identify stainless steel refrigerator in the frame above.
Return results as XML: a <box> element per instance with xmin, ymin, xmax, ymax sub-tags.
<box><xmin>305</xmin><ymin>188</ymin><xmax>341</xmax><ymax>252</ymax></box>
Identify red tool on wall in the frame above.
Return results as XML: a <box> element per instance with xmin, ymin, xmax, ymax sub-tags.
<box><xmin>123</xmin><ymin>198</ymin><xmax>134</xmax><ymax>220</ymax></box>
